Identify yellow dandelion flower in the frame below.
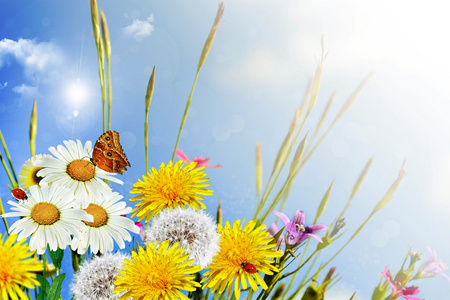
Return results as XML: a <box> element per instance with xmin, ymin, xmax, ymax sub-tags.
<box><xmin>0</xmin><ymin>233</ymin><xmax>42</xmax><ymax>299</ymax></box>
<box><xmin>114</xmin><ymin>240</ymin><xmax>201</xmax><ymax>299</ymax></box>
<box><xmin>202</xmin><ymin>220</ymin><xmax>283</xmax><ymax>299</ymax></box>
<box><xmin>19</xmin><ymin>154</ymin><xmax>51</xmax><ymax>189</ymax></box>
<box><xmin>130</xmin><ymin>160</ymin><xmax>213</xmax><ymax>222</ymax></box>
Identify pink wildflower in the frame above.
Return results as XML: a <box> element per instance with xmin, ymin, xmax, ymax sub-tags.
<box><xmin>176</xmin><ymin>149</ymin><xmax>223</xmax><ymax>168</ymax></box>
<box><xmin>382</xmin><ymin>267</ymin><xmax>423</xmax><ymax>300</ymax></box>
<box><xmin>135</xmin><ymin>222</ymin><xmax>145</xmax><ymax>241</ymax></box>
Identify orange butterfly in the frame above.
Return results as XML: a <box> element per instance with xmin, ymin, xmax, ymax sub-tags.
<box><xmin>90</xmin><ymin>130</ymin><xmax>131</xmax><ymax>174</ymax></box>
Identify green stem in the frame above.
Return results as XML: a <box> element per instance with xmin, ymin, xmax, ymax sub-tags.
<box><xmin>171</xmin><ymin>71</ymin><xmax>200</xmax><ymax>161</ymax></box>
<box><xmin>280</xmin><ymin>249</ymin><xmax>318</xmax><ymax>280</ymax></box>
<box><xmin>71</xmin><ymin>250</ymin><xmax>81</xmax><ymax>272</ymax></box>
<box><xmin>253</xmin><ymin>115</ymin><xmax>309</xmax><ymax>221</ymax></box>
<box><xmin>145</xmin><ymin>120</ymin><xmax>149</xmax><ymax>172</ymax></box>
<box><xmin>0</xmin><ymin>131</ymin><xmax>18</xmax><ymax>185</ymax></box>
<box><xmin>286</xmin><ymin>254</ymin><xmax>320</xmax><ymax>300</ymax></box>
<box><xmin>0</xmin><ymin>153</ymin><xmax>16</xmax><ymax>188</ymax></box>
<box><xmin>0</xmin><ymin>195</ymin><xmax>10</xmax><ymax>234</ymax></box>
<box><xmin>106</xmin><ymin>54</ymin><xmax>112</xmax><ymax>131</ymax></box>
<box><xmin>281</xmin><ymin>239</ymin><xmax>312</xmax><ymax>300</ymax></box>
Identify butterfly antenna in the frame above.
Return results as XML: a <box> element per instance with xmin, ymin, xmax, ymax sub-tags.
<box><xmin>84</xmin><ymin>160</ymin><xmax>94</xmax><ymax>168</ymax></box>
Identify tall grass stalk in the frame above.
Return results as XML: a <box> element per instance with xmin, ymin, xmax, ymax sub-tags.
<box><xmin>253</xmin><ymin>109</ymin><xmax>304</xmax><ymax>221</ymax></box>
<box><xmin>255</xmin><ymin>142</ymin><xmax>263</xmax><ymax>202</ymax></box>
<box><xmin>0</xmin><ymin>130</ymin><xmax>18</xmax><ymax>186</ymax></box>
<box><xmin>256</xmin><ymin>131</ymin><xmax>308</xmax><ymax>224</ymax></box>
<box><xmin>264</xmin><ymin>79</ymin><xmax>309</xmax><ymax>214</ymax></box>
<box><xmin>309</xmin><ymin>91</ymin><xmax>336</xmax><ymax>145</ymax></box>
<box><xmin>284</xmin><ymin>157</ymin><xmax>373</xmax><ymax>300</ymax></box>
<box><xmin>256</xmin><ymin>73</ymin><xmax>371</xmax><ymax>224</ymax></box>
<box><xmin>298</xmin><ymin>161</ymin><xmax>406</xmax><ymax>292</ymax></box>
<box><xmin>301</xmin><ymin>72</ymin><xmax>374</xmax><ymax>167</ymax></box>
<box><xmin>100</xmin><ymin>10</ymin><xmax>112</xmax><ymax>131</ymax></box>
<box><xmin>284</xmin><ymin>254</ymin><xmax>320</xmax><ymax>300</ymax></box>
<box><xmin>337</xmin><ymin>156</ymin><xmax>374</xmax><ymax>220</ymax></box>
<box><xmin>171</xmin><ymin>2</ymin><xmax>224</xmax><ymax>161</ymax></box>
<box><xmin>0</xmin><ymin>194</ymin><xmax>9</xmax><ymax>235</ymax></box>
<box><xmin>90</xmin><ymin>0</ymin><xmax>107</xmax><ymax>132</ymax></box>
<box><xmin>29</xmin><ymin>99</ymin><xmax>37</xmax><ymax>157</ymax></box>
<box><xmin>254</xmin><ymin>61</ymin><xmax>322</xmax><ymax>222</ymax></box>
<box><xmin>144</xmin><ymin>67</ymin><xmax>156</xmax><ymax>172</ymax></box>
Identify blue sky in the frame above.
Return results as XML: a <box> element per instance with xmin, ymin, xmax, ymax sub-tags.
<box><xmin>1</xmin><ymin>0</ymin><xmax>450</xmax><ymax>299</ymax></box>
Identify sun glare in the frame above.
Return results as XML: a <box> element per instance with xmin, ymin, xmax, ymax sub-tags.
<box><xmin>67</xmin><ymin>79</ymin><xmax>88</xmax><ymax>106</ymax></box>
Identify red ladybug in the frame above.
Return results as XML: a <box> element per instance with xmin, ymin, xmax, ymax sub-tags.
<box><xmin>12</xmin><ymin>188</ymin><xmax>28</xmax><ymax>201</ymax></box>
<box><xmin>241</xmin><ymin>261</ymin><xmax>257</xmax><ymax>274</ymax></box>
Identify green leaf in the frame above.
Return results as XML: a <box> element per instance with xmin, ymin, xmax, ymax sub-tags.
<box><xmin>269</xmin><ymin>226</ymin><xmax>285</xmax><ymax>247</ymax></box>
<box><xmin>37</xmin><ymin>274</ymin><xmax>50</xmax><ymax>300</ymax></box>
<box><xmin>47</xmin><ymin>273</ymin><xmax>66</xmax><ymax>300</ymax></box>
<box><xmin>48</xmin><ymin>246</ymin><xmax>64</xmax><ymax>269</ymax></box>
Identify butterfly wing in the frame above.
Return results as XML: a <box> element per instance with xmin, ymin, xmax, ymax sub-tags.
<box><xmin>91</xmin><ymin>131</ymin><xmax>131</xmax><ymax>174</ymax></box>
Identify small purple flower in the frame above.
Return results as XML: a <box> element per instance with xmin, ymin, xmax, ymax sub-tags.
<box><xmin>273</xmin><ymin>209</ymin><xmax>327</xmax><ymax>247</ymax></box>
<box><xmin>415</xmin><ymin>247</ymin><xmax>450</xmax><ymax>281</ymax></box>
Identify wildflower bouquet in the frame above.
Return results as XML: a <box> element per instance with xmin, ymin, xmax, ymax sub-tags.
<box><xmin>0</xmin><ymin>1</ymin><xmax>448</xmax><ymax>300</ymax></box>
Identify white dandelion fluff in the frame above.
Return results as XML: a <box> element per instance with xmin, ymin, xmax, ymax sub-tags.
<box><xmin>71</xmin><ymin>252</ymin><xmax>130</xmax><ymax>300</ymax></box>
<box><xmin>144</xmin><ymin>207</ymin><xmax>220</xmax><ymax>268</ymax></box>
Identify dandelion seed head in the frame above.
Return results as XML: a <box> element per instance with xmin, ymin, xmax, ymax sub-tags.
<box><xmin>145</xmin><ymin>207</ymin><xmax>220</xmax><ymax>268</ymax></box>
<box><xmin>71</xmin><ymin>252</ymin><xmax>130</xmax><ymax>300</ymax></box>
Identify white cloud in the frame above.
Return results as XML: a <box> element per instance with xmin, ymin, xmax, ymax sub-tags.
<box><xmin>123</xmin><ymin>15</ymin><xmax>154</xmax><ymax>41</ymax></box>
<box><xmin>0</xmin><ymin>82</ymin><xmax>7</xmax><ymax>90</ymax></box>
<box><xmin>0</xmin><ymin>38</ymin><xmax>62</xmax><ymax>97</ymax></box>
<box><xmin>12</xmin><ymin>84</ymin><xmax>38</xmax><ymax>98</ymax></box>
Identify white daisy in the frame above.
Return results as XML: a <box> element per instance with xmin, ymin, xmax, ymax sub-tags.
<box><xmin>34</xmin><ymin>139</ymin><xmax>123</xmax><ymax>208</ymax></box>
<box><xmin>145</xmin><ymin>207</ymin><xmax>220</xmax><ymax>268</ymax></box>
<box><xmin>71</xmin><ymin>252</ymin><xmax>130</xmax><ymax>300</ymax></box>
<box><xmin>71</xmin><ymin>190</ymin><xmax>140</xmax><ymax>255</ymax></box>
<box><xmin>19</xmin><ymin>154</ymin><xmax>52</xmax><ymax>189</ymax></box>
<box><xmin>2</xmin><ymin>183</ymin><xmax>93</xmax><ymax>255</ymax></box>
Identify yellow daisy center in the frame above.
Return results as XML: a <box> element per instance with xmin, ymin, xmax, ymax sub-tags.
<box><xmin>31</xmin><ymin>202</ymin><xmax>60</xmax><ymax>225</ymax></box>
<box><xmin>83</xmin><ymin>204</ymin><xmax>108</xmax><ymax>227</ymax></box>
<box><xmin>32</xmin><ymin>167</ymin><xmax>45</xmax><ymax>185</ymax></box>
<box><xmin>66</xmin><ymin>159</ymin><xmax>95</xmax><ymax>182</ymax></box>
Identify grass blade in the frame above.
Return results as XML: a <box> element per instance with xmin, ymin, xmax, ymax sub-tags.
<box><xmin>338</xmin><ymin>156</ymin><xmax>374</xmax><ymax>220</ymax></box>
<box><xmin>29</xmin><ymin>99</ymin><xmax>37</xmax><ymax>157</ymax></box>
<box><xmin>91</xmin><ymin>0</ymin><xmax>106</xmax><ymax>132</ymax></box>
<box><xmin>255</xmin><ymin>142</ymin><xmax>263</xmax><ymax>200</ymax></box>
<box><xmin>144</xmin><ymin>66</ymin><xmax>156</xmax><ymax>172</ymax></box>
<box><xmin>100</xmin><ymin>10</ymin><xmax>112</xmax><ymax>131</ymax></box>
<box><xmin>314</xmin><ymin>180</ymin><xmax>334</xmax><ymax>223</ymax></box>
<box><xmin>171</xmin><ymin>2</ymin><xmax>224</xmax><ymax>161</ymax></box>
<box><xmin>0</xmin><ymin>130</ymin><xmax>18</xmax><ymax>187</ymax></box>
